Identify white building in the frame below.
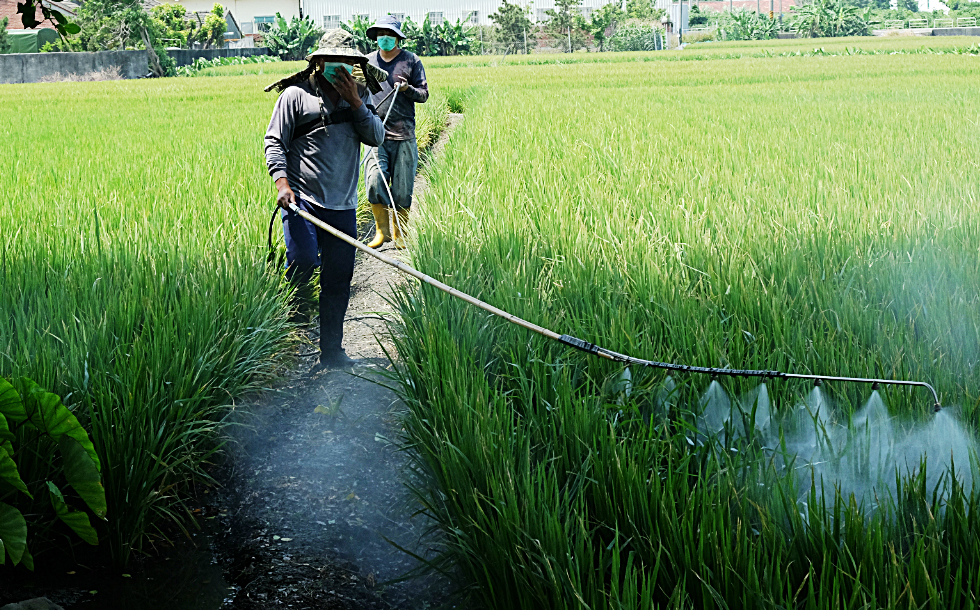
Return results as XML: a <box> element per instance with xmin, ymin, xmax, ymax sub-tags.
<box><xmin>176</xmin><ymin>0</ymin><xmax>620</xmax><ymax>32</ymax></box>
<box><xmin>175</xmin><ymin>0</ymin><xmax>302</xmax><ymax>34</ymax></box>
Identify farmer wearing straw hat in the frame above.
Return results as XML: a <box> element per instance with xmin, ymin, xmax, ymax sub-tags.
<box><xmin>364</xmin><ymin>15</ymin><xmax>430</xmax><ymax>249</ymax></box>
<box><xmin>264</xmin><ymin>29</ymin><xmax>387</xmax><ymax>369</ymax></box>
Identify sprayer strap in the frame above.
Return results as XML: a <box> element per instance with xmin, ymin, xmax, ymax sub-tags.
<box><xmin>290</xmin><ymin>104</ymin><xmax>379</xmax><ymax>145</ymax></box>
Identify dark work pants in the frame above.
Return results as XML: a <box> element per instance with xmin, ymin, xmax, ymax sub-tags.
<box><xmin>281</xmin><ymin>201</ymin><xmax>357</xmax><ymax>356</ymax></box>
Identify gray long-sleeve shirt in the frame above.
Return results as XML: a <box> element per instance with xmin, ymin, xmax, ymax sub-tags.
<box><xmin>265</xmin><ymin>77</ymin><xmax>385</xmax><ymax>210</ymax></box>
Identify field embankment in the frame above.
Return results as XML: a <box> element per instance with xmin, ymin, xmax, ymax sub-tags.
<box><xmin>395</xmin><ymin>45</ymin><xmax>980</xmax><ymax>608</ymax></box>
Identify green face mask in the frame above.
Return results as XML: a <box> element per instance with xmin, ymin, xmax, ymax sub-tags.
<box><xmin>377</xmin><ymin>35</ymin><xmax>397</xmax><ymax>52</ymax></box>
<box><xmin>321</xmin><ymin>62</ymin><xmax>353</xmax><ymax>83</ymax></box>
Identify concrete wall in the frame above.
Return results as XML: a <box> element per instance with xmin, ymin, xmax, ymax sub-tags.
<box><xmin>165</xmin><ymin>46</ymin><xmax>269</xmax><ymax>67</ymax></box>
<box><xmin>873</xmin><ymin>26</ymin><xmax>980</xmax><ymax>36</ymax></box>
<box><xmin>0</xmin><ymin>50</ymin><xmax>147</xmax><ymax>85</ymax></box>
<box><xmin>932</xmin><ymin>26</ymin><xmax>980</xmax><ymax>36</ymax></box>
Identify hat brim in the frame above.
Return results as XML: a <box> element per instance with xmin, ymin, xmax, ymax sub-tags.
<box><xmin>366</xmin><ymin>25</ymin><xmax>406</xmax><ymax>40</ymax></box>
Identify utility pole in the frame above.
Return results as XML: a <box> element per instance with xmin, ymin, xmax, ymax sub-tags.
<box><xmin>524</xmin><ymin>27</ymin><xmax>528</xmax><ymax>54</ymax></box>
<box><xmin>567</xmin><ymin>25</ymin><xmax>572</xmax><ymax>52</ymax></box>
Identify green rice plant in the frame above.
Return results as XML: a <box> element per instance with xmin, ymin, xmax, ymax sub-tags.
<box><xmin>0</xmin><ymin>76</ymin><xmax>297</xmax><ymax>565</ymax></box>
<box><xmin>392</xmin><ymin>44</ymin><xmax>980</xmax><ymax>607</ymax></box>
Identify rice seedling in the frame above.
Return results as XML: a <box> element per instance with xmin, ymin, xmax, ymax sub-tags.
<box><xmin>393</xmin><ymin>44</ymin><xmax>980</xmax><ymax>607</ymax></box>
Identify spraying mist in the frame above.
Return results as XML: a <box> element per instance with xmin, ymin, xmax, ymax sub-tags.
<box><xmin>694</xmin><ymin>380</ymin><xmax>979</xmax><ymax>510</ymax></box>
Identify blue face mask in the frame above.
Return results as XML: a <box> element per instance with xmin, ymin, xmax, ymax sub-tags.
<box><xmin>377</xmin><ymin>35</ymin><xmax>397</xmax><ymax>52</ymax></box>
<box><xmin>321</xmin><ymin>62</ymin><xmax>353</xmax><ymax>83</ymax></box>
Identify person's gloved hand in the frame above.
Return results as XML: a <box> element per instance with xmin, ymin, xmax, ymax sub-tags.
<box><xmin>395</xmin><ymin>76</ymin><xmax>409</xmax><ymax>92</ymax></box>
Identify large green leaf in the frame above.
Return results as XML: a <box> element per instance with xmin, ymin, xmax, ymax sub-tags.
<box><xmin>15</xmin><ymin>378</ymin><xmax>102</xmax><ymax>472</ymax></box>
<box><xmin>47</xmin><ymin>482</ymin><xmax>98</xmax><ymax>546</ymax></box>
<box><xmin>0</xmin><ymin>502</ymin><xmax>27</xmax><ymax>566</ymax></box>
<box><xmin>0</xmin><ymin>447</ymin><xmax>29</xmax><ymax>497</ymax></box>
<box><xmin>0</xmin><ymin>377</ymin><xmax>27</xmax><ymax>425</ymax></box>
<box><xmin>60</xmin><ymin>436</ymin><xmax>107</xmax><ymax>518</ymax></box>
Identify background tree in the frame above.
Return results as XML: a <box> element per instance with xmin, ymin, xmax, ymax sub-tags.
<box><xmin>190</xmin><ymin>4</ymin><xmax>227</xmax><ymax>49</ymax></box>
<box><xmin>901</xmin><ymin>0</ymin><xmax>920</xmax><ymax>10</ymax></box>
<box><xmin>151</xmin><ymin>4</ymin><xmax>195</xmax><ymax>48</ymax></box>
<box><xmin>588</xmin><ymin>3</ymin><xmax>624</xmax><ymax>51</ymax></box>
<box><xmin>264</xmin><ymin>12</ymin><xmax>322</xmax><ymax>60</ymax></box>
<box><xmin>35</xmin><ymin>0</ymin><xmax>175</xmax><ymax>75</ymax></box>
<box><xmin>545</xmin><ymin>0</ymin><xmax>587</xmax><ymax>52</ymax></box>
<box><xmin>625</xmin><ymin>0</ymin><xmax>658</xmax><ymax>20</ymax></box>
<box><xmin>0</xmin><ymin>18</ymin><xmax>10</xmax><ymax>54</ymax></box>
<box><xmin>688</xmin><ymin>5</ymin><xmax>709</xmax><ymax>26</ymax></box>
<box><xmin>434</xmin><ymin>18</ymin><xmax>475</xmax><ymax>56</ymax></box>
<box><xmin>490</xmin><ymin>0</ymin><xmax>535</xmax><ymax>53</ymax></box>
<box><xmin>342</xmin><ymin>14</ymin><xmax>373</xmax><ymax>53</ymax></box>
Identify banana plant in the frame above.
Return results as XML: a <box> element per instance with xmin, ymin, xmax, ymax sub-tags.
<box><xmin>265</xmin><ymin>12</ymin><xmax>323</xmax><ymax>61</ymax></box>
<box><xmin>0</xmin><ymin>377</ymin><xmax>106</xmax><ymax>570</ymax></box>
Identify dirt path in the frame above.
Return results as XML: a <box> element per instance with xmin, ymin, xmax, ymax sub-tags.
<box><xmin>215</xmin><ymin>114</ymin><xmax>464</xmax><ymax>610</ymax></box>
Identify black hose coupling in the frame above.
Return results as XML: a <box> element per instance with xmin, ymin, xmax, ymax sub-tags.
<box><xmin>558</xmin><ymin>334</ymin><xmax>600</xmax><ymax>355</ymax></box>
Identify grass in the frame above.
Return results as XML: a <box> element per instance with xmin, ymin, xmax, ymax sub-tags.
<box><xmin>0</xmin><ymin>72</ymin><xmax>449</xmax><ymax>567</ymax></box>
<box><xmin>392</xmin><ymin>41</ymin><xmax>980</xmax><ymax>607</ymax></box>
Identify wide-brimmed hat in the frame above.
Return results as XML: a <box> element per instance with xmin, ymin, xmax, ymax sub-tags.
<box><xmin>366</xmin><ymin>15</ymin><xmax>407</xmax><ymax>40</ymax></box>
<box><xmin>265</xmin><ymin>29</ymin><xmax>388</xmax><ymax>94</ymax></box>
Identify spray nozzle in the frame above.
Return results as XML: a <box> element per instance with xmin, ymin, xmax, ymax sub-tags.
<box><xmin>934</xmin><ymin>402</ymin><xmax>942</xmax><ymax>413</ymax></box>
<box><xmin>871</xmin><ymin>382</ymin><xmax>880</xmax><ymax>391</ymax></box>
<box><xmin>813</xmin><ymin>378</ymin><xmax>822</xmax><ymax>387</ymax></box>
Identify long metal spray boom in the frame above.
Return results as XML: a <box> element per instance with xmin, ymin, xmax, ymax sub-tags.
<box><xmin>287</xmin><ymin>203</ymin><xmax>942</xmax><ymax>412</ymax></box>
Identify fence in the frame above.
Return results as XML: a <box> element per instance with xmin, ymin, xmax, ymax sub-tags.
<box><xmin>957</xmin><ymin>17</ymin><xmax>977</xmax><ymax>27</ymax></box>
<box><xmin>907</xmin><ymin>18</ymin><xmax>929</xmax><ymax>29</ymax></box>
<box><xmin>882</xmin><ymin>19</ymin><xmax>905</xmax><ymax>29</ymax></box>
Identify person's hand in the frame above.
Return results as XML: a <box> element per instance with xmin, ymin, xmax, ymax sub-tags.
<box><xmin>395</xmin><ymin>76</ymin><xmax>409</xmax><ymax>92</ymax></box>
<box><xmin>275</xmin><ymin>177</ymin><xmax>296</xmax><ymax>210</ymax></box>
<box><xmin>330</xmin><ymin>67</ymin><xmax>362</xmax><ymax>108</ymax></box>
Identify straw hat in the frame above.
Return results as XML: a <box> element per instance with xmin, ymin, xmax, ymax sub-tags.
<box><xmin>265</xmin><ymin>29</ymin><xmax>388</xmax><ymax>94</ymax></box>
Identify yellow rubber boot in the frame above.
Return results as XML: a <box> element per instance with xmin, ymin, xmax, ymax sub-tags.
<box><xmin>391</xmin><ymin>208</ymin><xmax>410</xmax><ymax>249</ymax></box>
<box><xmin>366</xmin><ymin>203</ymin><xmax>391</xmax><ymax>249</ymax></box>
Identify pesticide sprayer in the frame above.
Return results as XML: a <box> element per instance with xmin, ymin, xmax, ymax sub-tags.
<box><xmin>284</xmin><ymin>202</ymin><xmax>942</xmax><ymax>414</ymax></box>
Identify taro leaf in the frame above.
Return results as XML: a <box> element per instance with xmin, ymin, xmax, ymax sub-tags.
<box><xmin>20</xmin><ymin>544</ymin><xmax>33</xmax><ymax>571</ymax></box>
<box><xmin>47</xmin><ymin>482</ymin><xmax>98</xmax><ymax>545</ymax></box>
<box><xmin>15</xmin><ymin>378</ymin><xmax>101</xmax><ymax>472</ymax></box>
<box><xmin>0</xmin><ymin>411</ymin><xmax>14</xmax><ymax>448</ymax></box>
<box><xmin>60</xmin><ymin>436</ymin><xmax>106</xmax><ymax>518</ymax></box>
<box><xmin>0</xmin><ymin>447</ymin><xmax>29</xmax><ymax>497</ymax></box>
<box><xmin>0</xmin><ymin>377</ymin><xmax>27</xmax><ymax>425</ymax></box>
<box><xmin>0</xmin><ymin>502</ymin><xmax>27</xmax><ymax>566</ymax></box>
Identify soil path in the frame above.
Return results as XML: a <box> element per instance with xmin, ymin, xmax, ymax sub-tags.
<box><xmin>216</xmin><ymin>114</ymin><xmax>464</xmax><ymax>610</ymax></box>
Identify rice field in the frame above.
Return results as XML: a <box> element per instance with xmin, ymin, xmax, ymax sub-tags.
<box><xmin>3</xmin><ymin>36</ymin><xmax>980</xmax><ymax>604</ymax></box>
<box><xmin>393</xmin><ymin>42</ymin><xmax>980</xmax><ymax>608</ymax></box>
<box><xmin>0</xmin><ymin>72</ymin><xmax>445</xmax><ymax>566</ymax></box>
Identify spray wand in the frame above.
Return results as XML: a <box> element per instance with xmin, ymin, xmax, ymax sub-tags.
<box><xmin>286</xmin><ymin>202</ymin><xmax>942</xmax><ymax>413</ymax></box>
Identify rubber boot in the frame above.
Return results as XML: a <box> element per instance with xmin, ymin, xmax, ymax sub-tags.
<box><xmin>391</xmin><ymin>208</ymin><xmax>410</xmax><ymax>249</ymax></box>
<box><xmin>366</xmin><ymin>203</ymin><xmax>391</xmax><ymax>249</ymax></box>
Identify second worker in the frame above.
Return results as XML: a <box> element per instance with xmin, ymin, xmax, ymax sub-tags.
<box><xmin>365</xmin><ymin>15</ymin><xmax>429</xmax><ymax>249</ymax></box>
